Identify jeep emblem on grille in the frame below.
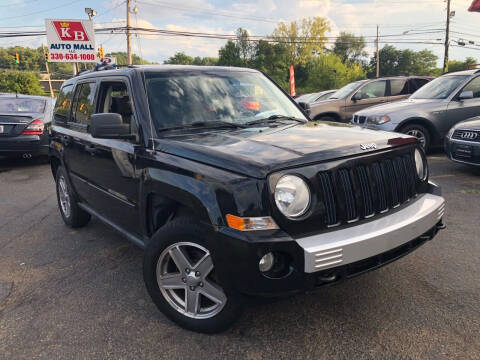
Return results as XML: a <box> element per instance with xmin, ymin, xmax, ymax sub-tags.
<box><xmin>461</xmin><ymin>131</ymin><xmax>478</xmax><ymax>140</ymax></box>
<box><xmin>360</xmin><ymin>143</ymin><xmax>377</xmax><ymax>150</ymax></box>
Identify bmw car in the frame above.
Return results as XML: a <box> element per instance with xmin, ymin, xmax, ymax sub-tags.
<box><xmin>0</xmin><ymin>94</ymin><xmax>55</xmax><ymax>159</ymax></box>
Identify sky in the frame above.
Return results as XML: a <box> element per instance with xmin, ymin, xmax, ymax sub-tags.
<box><xmin>0</xmin><ymin>0</ymin><xmax>479</xmax><ymax>67</ymax></box>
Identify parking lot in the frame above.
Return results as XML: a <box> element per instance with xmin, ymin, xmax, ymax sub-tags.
<box><xmin>0</xmin><ymin>154</ymin><xmax>479</xmax><ymax>359</ymax></box>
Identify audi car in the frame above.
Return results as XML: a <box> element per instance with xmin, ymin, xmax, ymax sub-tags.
<box><xmin>445</xmin><ymin>116</ymin><xmax>480</xmax><ymax>166</ymax></box>
<box><xmin>0</xmin><ymin>94</ymin><xmax>55</xmax><ymax>159</ymax></box>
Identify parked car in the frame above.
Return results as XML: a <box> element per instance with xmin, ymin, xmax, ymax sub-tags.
<box><xmin>49</xmin><ymin>65</ymin><xmax>445</xmax><ymax>333</ymax></box>
<box><xmin>0</xmin><ymin>94</ymin><xmax>55</xmax><ymax>159</ymax></box>
<box><xmin>352</xmin><ymin>70</ymin><xmax>480</xmax><ymax>151</ymax></box>
<box><xmin>309</xmin><ymin>76</ymin><xmax>432</xmax><ymax>122</ymax></box>
<box><xmin>295</xmin><ymin>90</ymin><xmax>336</xmax><ymax>104</ymax></box>
<box><xmin>445</xmin><ymin>116</ymin><xmax>480</xmax><ymax>166</ymax></box>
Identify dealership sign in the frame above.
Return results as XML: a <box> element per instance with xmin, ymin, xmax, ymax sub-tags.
<box><xmin>45</xmin><ymin>19</ymin><xmax>97</xmax><ymax>62</ymax></box>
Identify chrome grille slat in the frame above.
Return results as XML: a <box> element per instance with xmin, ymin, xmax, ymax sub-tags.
<box><xmin>357</xmin><ymin>165</ymin><xmax>374</xmax><ymax>217</ymax></box>
<box><xmin>338</xmin><ymin>169</ymin><xmax>357</xmax><ymax>221</ymax></box>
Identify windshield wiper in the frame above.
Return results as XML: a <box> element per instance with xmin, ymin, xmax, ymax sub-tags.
<box><xmin>157</xmin><ymin>120</ymin><xmax>245</xmax><ymax>133</ymax></box>
<box><xmin>245</xmin><ymin>115</ymin><xmax>306</xmax><ymax>126</ymax></box>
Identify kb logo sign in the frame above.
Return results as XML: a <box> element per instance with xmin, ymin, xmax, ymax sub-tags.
<box><xmin>52</xmin><ymin>21</ymin><xmax>90</xmax><ymax>42</ymax></box>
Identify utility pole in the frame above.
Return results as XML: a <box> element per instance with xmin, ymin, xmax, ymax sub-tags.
<box><xmin>42</xmin><ymin>45</ymin><xmax>54</xmax><ymax>98</ymax></box>
<box><xmin>126</xmin><ymin>0</ymin><xmax>132</xmax><ymax>65</ymax></box>
<box><xmin>376</xmin><ymin>25</ymin><xmax>380</xmax><ymax>78</ymax></box>
<box><xmin>443</xmin><ymin>0</ymin><xmax>451</xmax><ymax>73</ymax></box>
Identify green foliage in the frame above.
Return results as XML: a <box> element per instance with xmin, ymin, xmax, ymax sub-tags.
<box><xmin>447</xmin><ymin>57</ymin><xmax>478</xmax><ymax>73</ymax></box>
<box><xmin>108</xmin><ymin>51</ymin><xmax>152</xmax><ymax>65</ymax></box>
<box><xmin>368</xmin><ymin>45</ymin><xmax>438</xmax><ymax>77</ymax></box>
<box><xmin>0</xmin><ymin>71</ymin><xmax>44</xmax><ymax>95</ymax></box>
<box><xmin>272</xmin><ymin>17</ymin><xmax>330</xmax><ymax>66</ymax></box>
<box><xmin>164</xmin><ymin>52</ymin><xmax>194</xmax><ymax>65</ymax></box>
<box><xmin>297</xmin><ymin>53</ymin><xmax>366</xmax><ymax>94</ymax></box>
<box><xmin>252</xmin><ymin>40</ymin><xmax>289</xmax><ymax>88</ymax></box>
<box><xmin>333</xmin><ymin>32</ymin><xmax>368</xmax><ymax>64</ymax></box>
<box><xmin>218</xmin><ymin>40</ymin><xmax>242</xmax><ymax>66</ymax></box>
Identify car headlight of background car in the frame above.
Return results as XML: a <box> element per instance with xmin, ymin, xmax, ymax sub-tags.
<box><xmin>367</xmin><ymin>115</ymin><xmax>391</xmax><ymax>125</ymax></box>
<box><xmin>414</xmin><ymin>148</ymin><xmax>428</xmax><ymax>180</ymax></box>
<box><xmin>274</xmin><ymin>175</ymin><xmax>311</xmax><ymax>218</ymax></box>
<box><xmin>447</xmin><ymin>126</ymin><xmax>456</xmax><ymax>139</ymax></box>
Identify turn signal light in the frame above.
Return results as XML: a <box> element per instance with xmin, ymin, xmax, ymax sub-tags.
<box><xmin>21</xmin><ymin>119</ymin><xmax>44</xmax><ymax>135</ymax></box>
<box><xmin>226</xmin><ymin>214</ymin><xmax>278</xmax><ymax>231</ymax></box>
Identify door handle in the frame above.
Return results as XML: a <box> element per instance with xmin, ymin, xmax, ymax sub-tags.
<box><xmin>84</xmin><ymin>144</ymin><xmax>97</xmax><ymax>155</ymax></box>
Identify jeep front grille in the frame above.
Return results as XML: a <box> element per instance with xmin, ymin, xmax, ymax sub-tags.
<box><xmin>318</xmin><ymin>152</ymin><xmax>418</xmax><ymax>226</ymax></box>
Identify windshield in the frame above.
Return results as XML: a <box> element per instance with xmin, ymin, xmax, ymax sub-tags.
<box><xmin>410</xmin><ymin>75</ymin><xmax>469</xmax><ymax>99</ymax></box>
<box><xmin>145</xmin><ymin>71</ymin><xmax>306</xmax><ymax>130</ymax></box>
<box><xmin>329</xmin><ymin>81</ymin><xmax>364</xmax><ymax>99</ymax></box>
<box><xmin>0</xmin><ymin>98</ymin><xmax>46</xmax><ymax>113</ymax></box>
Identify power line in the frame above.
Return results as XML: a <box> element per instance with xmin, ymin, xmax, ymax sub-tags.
<box><xmin>0</xmin><ymin>0</ymin><xmax>85</xmax><ymax>21</ymax></box>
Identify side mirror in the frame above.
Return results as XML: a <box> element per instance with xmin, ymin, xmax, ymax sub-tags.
<box><xmin>298</xmin><ymin>102</ymin><xmax>311</xmax><ymax>117</ymax></box>
<box><xmin>352</xmin><ymin>92</ymin><xmax>362</xmax><ymax>101</ymax></box>
<box><xmin>459</xmin><ymin>91</ymin><xmax>474</xmax><ymax>100</ymax></box>
<box><xmin>90</xmin><ymin>113</ymin><xmax>133</xmax><ymax>139</ymax></box>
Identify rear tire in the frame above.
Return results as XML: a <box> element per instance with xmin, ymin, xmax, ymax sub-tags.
<box><xmin>55</xmin><ymin>166</ymin><xmax>91</xmax><ymax>228</ymax></box>
<box><xmin>400</xmin><ymin>124</ymin><xmax>431</xmax><ymax>151</ymax></box>
<box><xmin>143</xmin><ymin>217</ymin><xmax>243</xmax><ymax>333</ymax></box>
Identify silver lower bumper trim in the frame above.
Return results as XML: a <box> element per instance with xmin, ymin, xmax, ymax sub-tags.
<box><xmin>296</xmin><ymin>193</ymin><xmax>445</xmax><ymax>273</ymax></box>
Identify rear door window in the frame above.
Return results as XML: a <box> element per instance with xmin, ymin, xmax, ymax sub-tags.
<box><xmin>409</xmin><ymin>78</ymin><xmax>430</xmax><ymax>92</ymax></box>
<box><xmin>53</xmin><ymin>84</ymin><xmax>74</xmax><ymax>123</ymax></box>
<box><xmin>390</xmin><ymin>79</ymin><xmax>409</xmax><ymax>96</ymax></box>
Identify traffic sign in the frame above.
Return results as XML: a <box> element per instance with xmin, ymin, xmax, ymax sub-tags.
<box><xmin>45</xmin><ymin>19</ymin><xmax>97</xmax><ymax>62</ymax></box>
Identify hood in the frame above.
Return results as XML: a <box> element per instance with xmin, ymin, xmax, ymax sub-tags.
<box><xmin>154</xmin><ymin>122</ymin><xmax>416</xmax><ymax>178</ymax></box>
<box><xmin>355</xmin><ymin>98</ymin><xmax>446</xmax><ymax>117</ymax></box>
<box><xmin>310</xmin><ymin>98</ymin><xmax>342</xmax><ymax>107</ymax></box>
<box><xmin>453</xmin><ymin>116</ymin><xmax>480</xmax><ymax>130</ymax></box>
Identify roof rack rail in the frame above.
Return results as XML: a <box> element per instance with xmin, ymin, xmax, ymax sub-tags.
<box><xmin>73</xmin><ymin>64</ymin><xmax>138</xmax><ymax>77</ymax></box>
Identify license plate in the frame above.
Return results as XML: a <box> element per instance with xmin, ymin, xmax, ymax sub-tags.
<box><xmin>0</xmin><ymin>125</ymin><xmax>3</xmax><ymax>134</ymax></box>
<box><xmin>455</xmin><ymin>144</ymin><xmax>473</xmax><ymax>158</ymax></box>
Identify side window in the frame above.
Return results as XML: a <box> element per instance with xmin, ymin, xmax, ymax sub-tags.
<box><xmin>53</xmin><ymin>84</ymin><xmax>74</xmax><ymax>123</ymax></box>
<box><xmin>461</xmin><ymin>77</ymin><xmax>480</xmax><ymax>98</ymax></box>
<box><xmin>390</xmin><ymin>79</ymin><xmax>408</xmax><ymax>96</ymax></box>
<box><xmin>356</xmin><ymin>81</ymin><xmax>387</xmax><ymax>100</ymax></box>
<box><xmin>410</xmin><ymin>78</ymin><xmax>429</xmax><ymax>92</ymax></box>
<box><xmin>96</xmin><ymin>81</ymin><xmax>134</xmax><ymax>126</ymax></box>
<box><xmin>71</xmin><ymin>82</ymin><xmax>97</xmax><ymax>126</ymax></box>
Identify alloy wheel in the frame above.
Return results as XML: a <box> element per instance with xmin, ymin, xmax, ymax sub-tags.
<box><xmin>406</xmin><ymin>129</ymin><xmax>426</xmax><ymax>148</ymax></box>
<box><xmin>58</xmin><ymin>175</ymin><xmax>71</xmax><ymax>219</ymax></box>
<box><xmin>156</xmin><ymin>242</ymin><xmax>227</xmax><ymax>319</ymax></box>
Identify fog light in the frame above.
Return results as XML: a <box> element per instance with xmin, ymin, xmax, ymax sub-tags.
<box><xmin>259</xmin><ymin>252</ymin><xmax>275</xmax><ymax>272</ymax></box>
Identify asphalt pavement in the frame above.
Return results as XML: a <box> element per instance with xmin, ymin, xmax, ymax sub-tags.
<box><xmin>0</xmin><ymin>154</ymin><xmax>479</xmax><ymax>359</ymax></box>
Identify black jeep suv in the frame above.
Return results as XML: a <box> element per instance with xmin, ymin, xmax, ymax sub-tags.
<box><xmin>49</xmin><ymin>65</ymin><xmax>445</xmax><ymax>333</ymax></box>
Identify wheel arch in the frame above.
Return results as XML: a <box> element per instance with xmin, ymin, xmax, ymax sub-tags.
<box><xmin>313</xmin><ymin>112</ymin><xmax>341</xmax><ymax>121</ymax></box>
<box><xmin>395</xmin><ymin>118</ymin><xmax>441</xmax><ymax>144</ymax></box>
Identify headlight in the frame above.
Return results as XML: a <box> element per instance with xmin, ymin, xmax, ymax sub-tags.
<box><xmin>414</xmin><ymin>148</ymin><xmax>427</xmax><ymax>180</ymax></box>
<box><xmin>367</xmin><ymin>115</ymin><xmax>391</xmax><ymax>125</ymax></box>
<box><xmin>274</xmin><ymin>175</ymin><xmax>311</xmax><ymax>218</ymax></box>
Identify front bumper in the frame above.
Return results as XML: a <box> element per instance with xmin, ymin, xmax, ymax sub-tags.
<box><xmin>297</xmin><ymin>193</ymin><xmax>445</xmax><ymax>273</ymax></box>
<box><xmin>214</xmin><ymin>182</ymin><xmax>445</xmax><ymax>297</ymax></box>
<box><xmin>445</xmin><ymin>137</ymin><xmax>480</xmax><ymax>166</ymax></box>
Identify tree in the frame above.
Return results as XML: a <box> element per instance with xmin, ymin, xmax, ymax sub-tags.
<box><xmin>272</xmin><ymin>17</ymin><xmax>330</xmax><ymax>66</ymax></box>
<box><xmin>218</xmin><ymin>40</ymin><xmax>242</xmax><ymax>66</ymax></box>
<box><xmin>252</xmin><ymin>40</ymin><xmax>289</xmax><ymax>88</ymax></box>
<box><xmin>369</xmin><ymin>45</ymin><xmax>438</xmax><ymax>76</ymax></box>
<box><xmin>333</xmin><ymin>32</ymin><xmax>367</xmax><ymax>64</ymax></box>
<box><xmin>236</xmin><ymin>28</ymin><xmax>253</xmax><ymax>66</ymax></box>
<box><xmin>164</xmin><ymin>52</ymin><xmax>194</xmax><ymax>65</ymax></box>
<box><xmin>447</xmin><ymin>57</ymin><xmax>477</xmax><ymax>72</ymax></box>
<box><xmin>109</xmin><ymin>51</ymin><xmax>151</xmax><ymax>65</ymax></box>
<box><xmin>0</xmin><ymin>71</ymin><xmax>44</xmax><ymax>95</ymax></box>
<box><xmin>297</xmin><ymin>53</ymin><xmax>366</xmax><ymax>94</ymax></box>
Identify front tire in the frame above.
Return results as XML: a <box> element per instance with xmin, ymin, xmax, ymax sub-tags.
<box><xmin>55</xmin><ymin>166</ymin><xmax>91</xmax><ymax>228</ymax></box>
<box><xmin>400</xmin><ymin>124</ymin><xmax>431</xmax><ymax>151</ymax></box>
<box><xmin>143</xmin><ymin>218</ymin><xmax>243</xmax><ymax>333</ymax></box>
